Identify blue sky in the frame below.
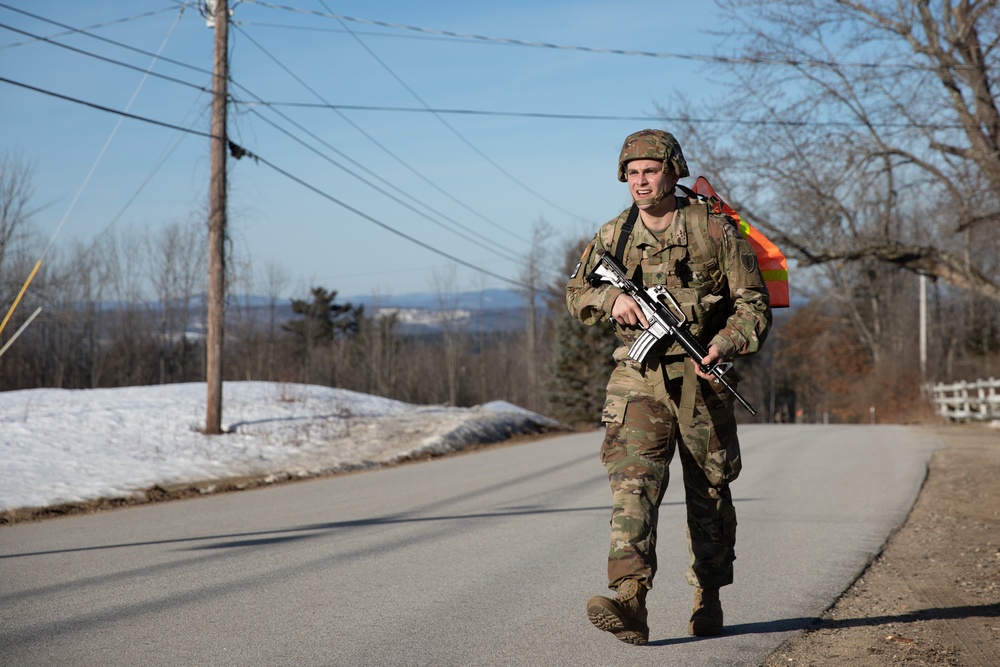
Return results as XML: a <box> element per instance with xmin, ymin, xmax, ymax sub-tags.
<box><xmin>1</xmin><ymin>0</ymin><xmax>736</xmax><ymax>299</ymax></box>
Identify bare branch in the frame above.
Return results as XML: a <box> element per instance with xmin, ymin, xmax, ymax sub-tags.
<box><xmin>796</xmin><ymin>240</ymin><xmax>1000</xmax><ymax>301</ymax></box>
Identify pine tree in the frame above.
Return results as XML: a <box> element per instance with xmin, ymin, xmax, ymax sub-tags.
<box><xmin>282</xmin><ymin>287</ymin><xmax>362</xmax><ymax>382</ymax></box>
<box><xmin>545</xmin><ymin>312</ymin><xmax>616</xmax><ymax>425</ymax></box>
<box><xmin>544</xmin><ymin>239</ymin><xmax>618</xmax><ymax>425</ymax></box>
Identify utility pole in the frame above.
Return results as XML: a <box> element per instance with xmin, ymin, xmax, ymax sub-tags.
<box><xmin>205</xmin><ymin>0</ymin><xmax>228</xmax><ymax>435</ymax></box>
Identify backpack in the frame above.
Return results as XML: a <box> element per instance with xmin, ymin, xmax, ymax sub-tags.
<box><xmin>609</xmin><ymin>177</ymin><xmax>789</xmax><ymax>308</ymax></box>
<box><xmin>683</xmin><ymin>177</ymin><xmax>789</xmax><ymax>308</ymax></box>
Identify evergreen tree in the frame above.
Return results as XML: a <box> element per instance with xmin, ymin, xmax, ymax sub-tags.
<box><xmin>545</xmin><ymin>312</ymin><xmax>616</xmax><ymax>425</ymax></box>
<box><xmin>282</xmin><ymin>287</ymin><xmax>362</xmax><ymax>382</ymax></box>
<box><xmin>283</xmin><ymin>287</ymin><xmax>361</xmax><ymax>342</ymax></box>
<box><xmin>544</xmin><ymin>239</ymin><xmax>617</xmax><ymax>425</ymax></box>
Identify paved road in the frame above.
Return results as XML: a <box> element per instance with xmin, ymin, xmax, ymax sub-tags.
<box><xmin>0</xmin><ymin>424</ymin><xmax>940</xmax><ymax>666</ymax></box>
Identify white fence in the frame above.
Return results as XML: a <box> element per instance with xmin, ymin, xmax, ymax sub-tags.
<box><xmin>926</xmin><ymin>378</ymin><xmax>1000</xmax><ymax>422</ymax></box>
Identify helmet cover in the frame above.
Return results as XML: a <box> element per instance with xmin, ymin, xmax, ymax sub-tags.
<box><xmin>617</xmin><ymin>129</ymin><xmax>689</xmax><ymax>182</ymax></box>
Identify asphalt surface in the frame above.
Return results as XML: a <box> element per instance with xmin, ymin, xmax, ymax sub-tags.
<box><xmin>0</xmin><ymin>424</ymin><xmax>940</xmax><ymax>666</ymax></box>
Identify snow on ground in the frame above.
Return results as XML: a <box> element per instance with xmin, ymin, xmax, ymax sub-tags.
<box><xmin>0</xmin><ymin>381</ymin><xmax>562</xmax><ymax>513</ymax></box>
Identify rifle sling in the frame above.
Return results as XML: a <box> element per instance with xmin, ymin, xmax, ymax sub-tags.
<box><xmin>680</xmin><ymin>359</ymin><xmax>698</xmax><ymax>426</ymax></box>
<box><xmin>614</xmin><ymin>196</ymin><xmax>699</xmax><ymax>426</ymax></box>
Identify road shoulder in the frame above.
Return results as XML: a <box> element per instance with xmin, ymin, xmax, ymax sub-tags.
<box><xmin>762</xmin><ymin>423</ymin><xmax>1000</xmax><ymax>667</ymax></box>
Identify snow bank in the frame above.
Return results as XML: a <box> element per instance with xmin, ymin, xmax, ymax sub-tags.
<box><xmin>0</xmin><ymin>382</ymin><xmax>562</xmax><ymax>512</ymax></box>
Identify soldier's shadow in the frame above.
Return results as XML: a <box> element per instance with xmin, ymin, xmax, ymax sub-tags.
<box><xmin>644</xmin><ymin>617</ymin><xmax>817</xmax><ymax>645</ymax></box>
<box><xmin>646</xmin><ymin>603</ymin><xmax>1000</xmax><ymax>645</ymax></box>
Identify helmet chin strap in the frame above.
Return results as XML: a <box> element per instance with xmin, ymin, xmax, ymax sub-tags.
<box><xmin>633</xmin><ymin>178</ymin><xmax>670</xmax><ymax>209</ymax></box>
<box><xmin>633</xmin><ymin>192</ymin><xmax>664</xmax><ymax>208</ymax></box>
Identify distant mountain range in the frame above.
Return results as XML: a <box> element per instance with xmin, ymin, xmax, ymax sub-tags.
<box><xmin>221</xmin><ymin>288</ymin><xmax>553</xmax><ymax>335</ymax></box>
<box><xmin>227</xmin><ymin>288</ymin><xmax>548</xmax><ymax>311</ymax></box>
<box><xmin>345</xmin><ymin>288</ymin><xmax>551</xmax><ymax>311</ymax></box>
<box><xmin>110</xmin><ymin>287</ymin><xmax>802</xmax><ymax>337</ymax></box>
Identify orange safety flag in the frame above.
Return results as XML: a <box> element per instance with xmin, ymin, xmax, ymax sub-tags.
<box><xmin>690</xmin><ymin>176</ymin><xmax>790</xmax><ymax>308</ymax></box>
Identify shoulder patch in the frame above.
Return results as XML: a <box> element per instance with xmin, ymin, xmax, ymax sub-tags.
<box><xmin>701</xmin><ymin>211</ymin><xmax>730</xmax><ymax>246</ymax></box>
<box><xmin>570</xmin><ymin>243</ymin><xmax>592</xmax><ymax>279</ymax></box>
<box><xmin>719</xmin><ymin>215</ymin><xmax>741</xmax><ymax>239</ymax></box>
<box><xmin>741</xmin><ymin>249</ymin><xmax>758</xmax><ymax>273</ymax></box>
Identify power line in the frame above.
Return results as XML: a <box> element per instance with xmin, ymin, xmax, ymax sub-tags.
<box><xmin>13</xmin><ymin>12</ymin><xmax>947</xmax><ymax>133</ymax></box>
<box><xmin>233</xmin><ymin>22</ymin><xmax>531</xmax><ymax>246</ymax></box>
<box><xmin>230</xmin><ymin>23</ymin><xmax>528</xmax><ymax>258</ymax></box>
<box><xmin>246</xmin><ymin>100</ymin><xmax>965</xmax><ymax>131</ymax></box>
<box><xmin>2</xmin><ymin>4</ymin><xmax>588</xmax><ymax>231</ymax></box>
<box><xmin>0</xmin><ymin>4</ymin><xmax>192</xmax><ymax>350</ymax></box>
<box><xmin>3</xmin><ymin>7</ymin><xmax>533</xmax><ymax>270</ymax></box>
<box><xmin>0</xmin><ymin>75</ymin><xmax>213</xmax><ymax>138</ymax></box>
<box><xmin>6</xmin><ymin>4</ymin><xmax>958</xmax><ymax>136</ymax></box>
<box><xmin>242</xmin><ymin>105</ymin><xmax>526</xmax><ymax>265</ymax></box>
<box><xmin>246</xmin><ymin>101</ymin><xmax>662</xmax><ymax>122</ymax></box>
<box><xmin>0</xmin><ymin>4</ymin><xmax>178</xmax><ymax>51</ymax></box>
<box><xmin>0</xmin><ymin>75</ymin><xmax>536</xmax><ymax>292</ymax></box>
<box><xmin>0</xmin><ymin>21</ymin><xmax>210</xmax><ymax>94</ymax></box>
<box><xmin>246</xmin><ymin>150</ymin><xmax>535</xmax><ymax>291</ymax></box>
<box><xmin>0</xmin><ymin>3</ymin><xmax>214</xmax><ymax>77</ymax></box>
<box><xmin>321</xmin><ymin>3</ymin><xmax>589</xmax><ymax>224</ymax></box>
<box><xmin>45</xmin><ymin>1</ymin><xmax>192</xmax><ymax>260</ymax></box>
<box><xmin>102</xmin><ymin>102</ymin><xmax>210</xmax><ymax>235</ymax></box>
<box><xmin>240</xmin><ymin>0</ymin><xmax>936</xmax><ymax>72</ymax></box>
<box><xmin>238</xmin><ymin>20</ymin><xmax>485</xmax><ymax>44</ymax></box>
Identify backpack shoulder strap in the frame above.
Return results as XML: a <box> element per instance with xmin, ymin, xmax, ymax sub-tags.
<box><xmin>676</xmin><ymin>184</ymin><xmax>723</xmax><ymax>263</ymax></box>
<box><xmin>685</xmin><ymin>200</ymin><xmax>717</xmax><ymax>263</ymax></box>
<box><xmin>676</xmin><ymin>183</ymin><xmax>698</xmax><ymax>201</ymax></box>
<box><xmin>613</xmin><ymin>204</ymin><xmax>639</xmax><ymax>262</ymax></box>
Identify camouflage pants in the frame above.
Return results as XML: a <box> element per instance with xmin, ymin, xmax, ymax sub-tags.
<box><xmin>600</xmin><ymin>360</ymin><xmax>740</xmax><ymax>591</ymax></box>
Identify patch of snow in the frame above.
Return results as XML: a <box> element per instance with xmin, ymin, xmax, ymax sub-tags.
<box><xmin>0</xmin><ymin>381</ymin><xmax>562</xmax><ymax>513</ymax></box>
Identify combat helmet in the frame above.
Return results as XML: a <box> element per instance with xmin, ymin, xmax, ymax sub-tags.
<box><xmin>617</xmin><ymin>129</ymin><xmax>689</xmax><ymax>182</ymax></box>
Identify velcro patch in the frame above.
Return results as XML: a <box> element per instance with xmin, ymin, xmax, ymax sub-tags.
<box><xmin>571</xmin><ymin>243</ymin><xmax>592</xmax><ymax>278</ymax></box>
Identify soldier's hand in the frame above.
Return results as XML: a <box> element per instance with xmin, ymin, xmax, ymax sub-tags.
<box><xmin>611</xmin><ymin>294</ymin><xmax>649</xmax><ymax>329</ymax></box>
<box><xmin>696</xmin><ymin>345</ymin><xmax>725</xmax><ymax>381</ymax></box>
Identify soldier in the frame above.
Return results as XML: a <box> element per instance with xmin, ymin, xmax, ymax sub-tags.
<box><xmin>566</xmin><ymin>129</ymin><xmax>772</xmax><ymax>643</ymax></box>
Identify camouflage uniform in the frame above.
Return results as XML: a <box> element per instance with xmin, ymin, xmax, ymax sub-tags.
<box><xmin>567</xmin><ymin>168</ymin><xmax>771</xmax><ymax>593</ymax></box>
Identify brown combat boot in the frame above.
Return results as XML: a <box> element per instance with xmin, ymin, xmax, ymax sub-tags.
<box><xmin>688</xmin><ymin>587</ymin><xmax>723</xmax><ymax>636</ymax></box>
<box><xmin>586</xmin><ymin>578</ymin><xmax>649</xmax><ymax>645</ymax></box>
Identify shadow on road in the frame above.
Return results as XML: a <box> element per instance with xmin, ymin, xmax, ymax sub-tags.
<box><xmin>1</xmin><ymin>504</ymin><xmax>622</xmax><ymax>558</ymax></box>
<box><xmin>645</xmin><ymin>602</ymin><xmax>1000</xmax><ymax>645</ymax></box>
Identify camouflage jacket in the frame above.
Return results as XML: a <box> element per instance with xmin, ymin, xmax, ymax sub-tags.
<box><xmin>566</xmin><ymin>197</ymin><xmax>772</xmax><ymax>364</ymax></box>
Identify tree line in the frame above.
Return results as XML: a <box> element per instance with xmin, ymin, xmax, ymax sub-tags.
<box><xmin>1</xmin><ymin>154</ymin><xmax>997</xmax><ymax>426</ymax></box>
<box><xmin>657</xmin><ymin>0</ymin><xmax>1000</xmax><ymax>422</ymax></box>
<box><xmin>0</xmin><ymin>209</ymin><xmax>548</xmax><ymax>415</ymax></box>
<box><xmin>4</xmin><ymin>1</ymin><xmax>999</xmax><ymax>425</ymax></box>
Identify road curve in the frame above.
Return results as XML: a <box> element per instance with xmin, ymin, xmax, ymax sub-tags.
<box><xmin>0</xmin><ymin>424</ymin><xmax>939</xmax><ymax>666</ymax></box>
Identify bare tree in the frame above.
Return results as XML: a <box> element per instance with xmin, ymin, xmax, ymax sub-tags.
<box><xmin>354</xmin><ymin>303</ymin><xmax>400</xmax><ymax>398</ymax></box>
<box><xmin>518</xmin><ymin>218</ymin><xmax>557</xmax><ymax>412</ymax></box>
<box><xmin>227</xmin><ymin>238</ymin><xmax>263</xmax><ymax>382</ymax></box>
<box><xmin>0</xmin><ymin>153</ymin><xmax>33</xmax><ymax>286</ymax></box>
<box><xmin>103</xmin><ymin>226</ymin><xmax>157</xmax><ymax>386</ymax></box>
<box><xmin>263</xmin><ymin>259</ymin><xmax>289</xmax><ymax>381</ymax></box>
<box><xmin>146</xmin><ymin>219</ymin><xmax>207</xmax><ymax>383</ymax></box>
<box><xmin>85</xmin><ymin>231</ymin><xmax>122</xmax><ymax>387</ymax></box>
<box><xmin>432</xmin><ymin>265</ymin><xmax>468</xmax><ymax>406</ymax></box>
<box><xmin>667</xmin><ymin>0</ymin><xmax>1000</xmax><ymax>303</ymax></box>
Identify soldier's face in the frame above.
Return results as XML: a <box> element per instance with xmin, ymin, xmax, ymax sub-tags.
<box><xmin>625</xmin><ymin>159</ymin><xmax>679</xmax><ymax>209</ymax></box>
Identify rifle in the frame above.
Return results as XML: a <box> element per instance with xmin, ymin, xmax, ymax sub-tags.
<box><xmin>587</xmin><ymin>250</ymin><xmax>757</xmax><ymax>415</ymax></box>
